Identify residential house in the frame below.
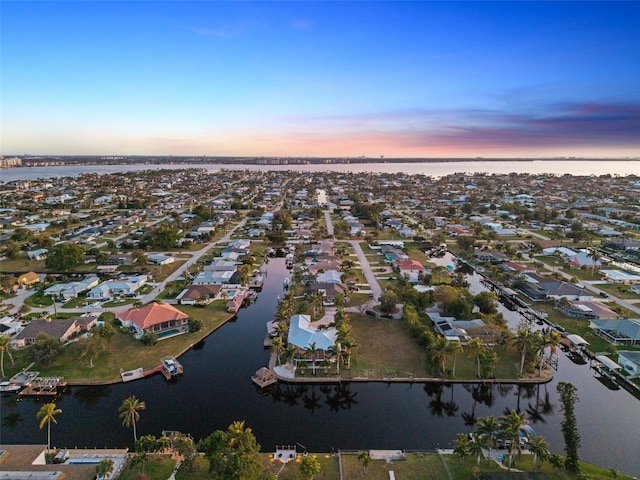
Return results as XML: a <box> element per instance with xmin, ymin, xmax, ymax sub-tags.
<box><xmin>558</xmin><ymin>301</ymin><xmax>618</xmax><ymax>320</ymax></box>
<box><xmin>44</xmin><ymin>276</ymin><xmax>100</xmax><ymax>300</ymax></box>
<box><xmin>515</xmin><ymin>273</ymin><xmax>593</xmax><ymax>301</ymax></box>
<box><xmin>12</xmin><ymin>315</ymin><xmax>98</xmax><ymax>348</ymax></box>
<box><xmin>117</xmin><ymin>302</ymin><xmax>189</xmax><ymax>339</ymax></box>
<box><xmin>590</xmin><ymin>318</ymin><xmax>640</xmax><ymax>346</ymax></box>
<box><xmin>176</xmin><ymin>284</ymin><xmax>222</xmax><ymax>305</ymax></box>
<box><xmin>192</xmin><ymin>270</ymin><xmax>235</xmax><ymax>285</ymax></box>
<box><xmin>600</xmin><ymin>270</ymin><xmax>640</xmax><ymax>285</ymax></box>
<box><xmin>288</xmin><ymin>314</ymin><xmax>338</xmax><ymax>365</ymax></box>
<box><xmin>18</xmin><ymin>271</ymin><xmax>40</xmax><ymax>286</ymax></box>
<box><xmin>27</xmin><ymin>248</ymin><xmax>48</xmax><ymax>260</ymax></box>
<box><xmin>474</xmin><ymin>251</ymin><xmax>509</xmax><ymax>263</ymax></box>
<box><xmin>86</xmin><ymin>275</ymin><xmax>147</xmax><ymax>301</ymax></box>
<box><xmin>568</xmin><ymin>251</ymin><xmax>602</xmax><ymax>269</ymax></box>
<box><xmin>308</xmin><ymin>282</ymin><xmax>348</xmax><ymax>306</ymax></box>
<box><xmin>316</xmin><ymin>270</ymin><xmax>343</xmax><ymax>284</ymax></box>
<box><xmin>617</xmin><ymin>351</ymin><xmax>640</xmax><ymax>375</ymax></box>
<box><xmin>147</xmin><ymin>254</ymin><xmax>175</xmax><ymax>266</ymax></box>
<box><xmin>393</xmin><ymin>259</ymin><xmax>426</xmax><ymax>284</ymax></box>
<box><xmin>106</xmin><ymin>253</ymin><xmax>135</xmax><ymax>266</ymax></box>
<box><xmin>204</xmin><ymin>260</ymin><xmax>237</xmax><ymax>272</ymax></box>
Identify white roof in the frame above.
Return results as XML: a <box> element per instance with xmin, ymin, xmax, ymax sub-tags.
<box><xmin>595</xmin><ymin>355</ymin><xmax>621</xmax><ymax>370</ymax></box>
<box><xmin>288</xmin><ymin>314</ymin><xmax>337</xmax><ymax>351</ymax></box>
<box><xmin>566</xmin><ymin>334</ymin><xmax>589</xmax><ymax>346</ymax></box>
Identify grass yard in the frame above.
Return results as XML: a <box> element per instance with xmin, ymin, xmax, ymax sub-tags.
<box><xmin>118</xmin><ymin>454</ymin><xmax>176</xmax><ymax>480</ymax></box>
<box><xmin>346</xmin><ymin>313</ymin><xmax>428</xmax><ymax>379</ymax></box>
<box><xmin>262</xmin><ymin>454</ymin><xmax>340</xmax><ymax>480</ymax></box>
<box><xmin>597</xmin><ymin>283</ymin><xmax>640</xmax><ymax>300</ymax></box>
<box><xmin>13</xmin><ymin>301</ymin><xmax>234</xmax><ymax>383</ymax></box>
<box><xmin>341</xmin><ymin>452</ymin><xmax>450</xmax><ymax>480</ymax></box>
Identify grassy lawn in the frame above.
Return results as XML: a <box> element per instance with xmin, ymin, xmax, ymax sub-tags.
<box><xmin>346</xmin><ymin>313</ymin><xmax>429</xmax><ymax>379</ymax></box>
<box><xmin>24</xmin><ymin>291</ymin><xmax>54</xmax><ymax>307</ymax></box>
<box><xmin>597</xmin><ymin>283</ymin><xmax>640</xmax><ymax>300</ymax></box>
<box><xmin>562</xmin><ymin>267</ymin><xmax>603</xmax><ymax>282</ymax></box>
<box><xmin>341</xmin><ymin>452</ymin><xmax>449</xmax><ymax>480</ymax></box>
<box><xmin>15</xmin><ymin>301</ymin><xmax>234</xmax><ymax>383</ymax></box>
<box><xmin>262</xmin><ymin>453</ymin><xmax>340</xmax><ymax>480</ymax></box>
<box><xmin>0</xmin><ymin>258</ymin><xmax>46</xmax><ymax>273</ymax></box>
<box><xmin>534</xmin><ymin>303</ymin><xmax>617</xmax><ymax>354</ymax></box>
<box><xmin>118</xmin><ymin>454</ymin><xmax>176</xmax><ymax>480</ymax></box>
<box><xmin>406</xmin><ymin>245</ymin><xmax>429</xmax><ymax>265</ymax></box>
<box><xmin>534</xmin><ymin>256</ymin><xmax>565</xmax><ymax>267</ymax></box>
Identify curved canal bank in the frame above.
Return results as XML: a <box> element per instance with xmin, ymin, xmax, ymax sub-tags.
<box><xmin>1</xmin><ymin>257</ymin><xmax>639</xmax><ymax>476</ymax></box>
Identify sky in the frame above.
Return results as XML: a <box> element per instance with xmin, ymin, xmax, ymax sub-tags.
<box><xmin>1</xmin><ymin>1</ymin><xmax>639</xmax><ymax>158</ymax></box>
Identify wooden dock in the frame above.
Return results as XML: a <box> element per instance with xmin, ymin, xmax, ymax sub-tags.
<box><xmin>252</xmin><ymin>367</ymin><xmax>277</xmax><ymax>388</ymax></box>
<box><xmin>145</xmin><ymin>358</ymin><xmax>183</xmax><ymax>381</ymax></box>
<box><xmin>18</xmin><ymin>377</ymin><xmax>66</xmax><ymax>396</ymax></box>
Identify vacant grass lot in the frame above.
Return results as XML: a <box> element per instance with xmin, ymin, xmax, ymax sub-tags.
<box><xmin>341</xmin><ymin>452</ymin><xmax>449</xmax><ymax>480</ymax></box>
<box><xmin>347</xmin><ymin>313</ymin><xmax>429</xmax><ymax>378</ymax></box>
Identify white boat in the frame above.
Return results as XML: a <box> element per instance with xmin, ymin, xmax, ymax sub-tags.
<box><xmin>162</xmin><ymin>358</ymin><xmax>183</xmax><ymax>377</ymax></box>
<box><xmin>0</xmin><ymin>381</ymin><xmax>23</xmax><ymax>393</ymax></box>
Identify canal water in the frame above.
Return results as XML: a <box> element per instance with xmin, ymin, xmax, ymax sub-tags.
<box><xmin>1</xmin><ymin>257</ymin><xmax>639</xmax><ymax>476</ymax></box>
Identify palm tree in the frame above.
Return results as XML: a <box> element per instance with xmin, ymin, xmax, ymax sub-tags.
<box><xmin>305</xmin><ymin>342</ymin><xmax>318</xmax><ymax>375</ymax></box>
<box><xmin>512</xmin><ymin>327</ymin><xmax>535</xmax><ymax>377</ymax></box>
<box><xmin>452</xmin><ymin>433</ymin><xmax>470</xmax><ymax>464</ymax></box>
<box><xmin>450</xmin><ymin>341</ymin><xmax>463</xmax><ymax>377</ymax></box>
<box><xmin>537</xmin><ymin>331</ymin><xmax>561</xmax><ymax>376</ymax></box>
<box><xmin>270</xmin><ymin>336</ymin><xmax>284</xmax><ymax>366</ymax></box>
<box><xmin>499</xmin><ymin>410</ymin><xmax>527</xmax><ymax>470</ymax></box>
<box><xmin>327</xmin><ymin>342</ymin><xmax>341</xmax><ymax>375</ymax></box>
<box><xmin>467</xmin><ymin>338</ymin><xmax>484</xmax><ymax>379</ymax></box>
<box><xmin>430</xmin><ymin>336</ymin><xmax>450</xmax><ymax>375</ymax></box>
<box><xmin>468</xmin><ymin>433</ymin><xmax>485</xmax><ymax>466</ymax></box>
<box><xmin>119</xmin><ymin>396</ymin><xmax>146</xmax><ymax>443</ymax></box>
<box><xmin>475</xmin><ymin>415</ymin><xmax>498</xmax><ymax>464</ymax></box>
<box><xmin>96</xmin><ymin>458</ymin><xmax>115</xmax><ymax>479</ymax></box>
<box><xmin>37</xmin><ymin>402</ymin><xmax>62</xmax><ymax>451</ymax></box>
<box><xmin>0</xmin><ymin>335</ymin><xmax>10</xmax><ymax>378</ymax></box>
<box><xmin>357</xmin><ymin>450</ymin><xmax>372</xmax><ymax>474</ymax></box>
<box><xmin>528</xmin><ymin>435</ymin><xmax>550</xmax><ymax>471</ymax></box>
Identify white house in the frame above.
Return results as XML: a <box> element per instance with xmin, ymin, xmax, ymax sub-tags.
<box><xmin>617</xmin><ymin>351</ymin><xmax>640</xmax><ymax>375</ymax></box>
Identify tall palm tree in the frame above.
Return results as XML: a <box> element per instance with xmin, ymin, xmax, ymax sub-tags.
<box><xmin>537</xmin><ymin>331</ymin><xmax>561</xmax><ymax>376</ymax></box>
<box><xmin>528</xmin><ymin>435</ymin><xmax>550</xmax><ymax>471</ymax></box>
<box><xmin>327</xmin><ymin>342</ymin><xmax>341</xmax><ymax>375</ymax></box>
<box><xmin>467</xmin><ymin>338</ymin><xmax>484</xmax><ymax>379</ymax></box>
<box><xmin>305</xmin><ymin>342</ymin><xmax>318</xmax><ymax>375</ymax></box>
<box><xmin>119</xmin><ymin>396</ymin><xmax>146</xmax><ymax>443</ymax></box>
<box><xmin>512</xmin><ymin>327</ymin><xmax>535</xmax><ymax>378</ymax></box>
<box><xmin>37</xmin><ymin>402</ymin><xmax>62</xmax><ymax>451</ymax></box>
<box><xmin>430</xmin><ymin>336</ymin><xmax>450</xmax><ymax>375</ymax></box>
<box><xmin>475</xmin><ymin>415</ymin><xmax>498</xmax><ymax>464</ymax></box>
<box><xmin>468</xmin><ymin>433</ymin><xmax>485</xmax><ymax>466</ymax></box>
<box><xmin>450</xmin><ymin>341</ymin><xmax>463</xmax><ymax>378</ymax></box>
<box><xmin>499</xmin><ymin>410</ymin><xmax>527</xmax><ymax>470</ymax></box>
<box><xmin>270</xmin><ymin>336</ymin><xmax>284</xmax><ymax>366</ymax></box>
<box><xmin>0</xmin><ymin>335</ymin><xmax>10</xmax><ymax>378</ymax></box>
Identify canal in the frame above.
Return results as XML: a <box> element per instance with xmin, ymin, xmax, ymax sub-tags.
<box><xmin>1</xmin><ymin>256</ymin><xmax>639</xmax><ymax>476</ymax></box>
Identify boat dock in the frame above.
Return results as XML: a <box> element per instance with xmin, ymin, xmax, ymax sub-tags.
<box><xmin>145</xmin><ymin>357</ymin><xmax>184</xmax><ymax>381</ymax></box>
<box><xmin>252</xmin><ymin>367</ymin><xmax>277</xmax><ymax>388</ymax></box>
<box><xmin>18</xmin><ymin>377</ymin><xmax>66</xmax><ymax>396</ymax></box>
<box><xmin>120</xmin><ymin>367</ymin><xmax>145</xmax><ymax>382</ymax></box>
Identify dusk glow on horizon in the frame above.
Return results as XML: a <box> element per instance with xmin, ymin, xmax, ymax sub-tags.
<box><xmin>2</xmin><ymin>1</ymin><xmax>639</xmax><ymax>158</ymax></box>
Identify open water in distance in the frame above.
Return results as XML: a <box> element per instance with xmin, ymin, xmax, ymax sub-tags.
<box><xmin>1</xmin><ymin>257</ymin><xmax>639</xmax><ymax>476</ymax></box>
<box><xmin>0</xmin><ymin>159</ymin><xmax>639</xmax><ymax>182</ymax></box>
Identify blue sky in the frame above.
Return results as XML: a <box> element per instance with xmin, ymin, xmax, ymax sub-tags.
<box><xmin>2</xmin><ymin>1</ymin><xmax>639</xmax><ymax>157</ymax></box>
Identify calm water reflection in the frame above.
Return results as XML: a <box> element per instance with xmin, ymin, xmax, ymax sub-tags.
<box><xmin>1</xmin><ymin>257</ymin><xmax>639</xmax><ymax>476</ymax></box>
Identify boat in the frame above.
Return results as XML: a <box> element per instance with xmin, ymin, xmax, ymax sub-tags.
<box><xmin>161</xmin><ymin>357</ymin><xmax>183</xmax><ymax>379</ymax></box>
<box><xmin>0</xmin><ymin>381</ymin><xmax>23</xmax><ymax>393</ymax></box>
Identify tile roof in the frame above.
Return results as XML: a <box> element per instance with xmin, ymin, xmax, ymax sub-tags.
<box><xmin>117</xmin><ymin>302</ymin><xmax>188</xmax><ymax>329</ymax></box>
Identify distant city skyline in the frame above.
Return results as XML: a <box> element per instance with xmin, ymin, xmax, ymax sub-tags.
<box><xmin>2</xmin><ymin>1</ymin><xmax>639</xmax><ymax>158</ymax></box>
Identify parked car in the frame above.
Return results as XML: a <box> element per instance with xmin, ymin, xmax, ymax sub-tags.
<box><xmin>380</xmin><ymin>313</ymin><xmax>393</xmax><ymax>319</ymax></box>
<box><xmin>365</xmin><ymin>310</ymin><xmax>379</xmax><ymax>317</ymax></box>
<box><xmin>599</xmin><ymin>291</ymin><xmax>610</xmax><ymax>298</ymax></box>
